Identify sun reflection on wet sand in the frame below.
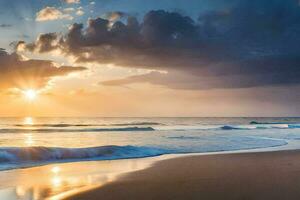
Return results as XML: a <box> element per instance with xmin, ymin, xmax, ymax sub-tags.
<box><xmin>51</xmin><ymin>167</ymin><xmax>61</xmax><ymax>174</ymax></box>
<box><xmin>0</xmin><ymin>156</ymin><xmax>164</xmax><ymax>200</ymax></box>
<box><xmin>52</xmin><ymin>176</ymin><xmax>62</xmax><ymax>188</ymax></box>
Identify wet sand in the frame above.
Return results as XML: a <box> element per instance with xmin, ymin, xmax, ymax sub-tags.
<box><xmin>66</xmin><ymin>150</ymin><xmax>300</xmax><ymax>200</ymax></box>
<box><xmin>0</xmin><ymin>157</ymin><xmax>158</xmax><ymax>200</ymax></box>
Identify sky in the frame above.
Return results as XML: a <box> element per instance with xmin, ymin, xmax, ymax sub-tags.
<box><xmin>0</xmin><ymin>0</ymin><xmax>299</xmax><ymax>117</ymax></box>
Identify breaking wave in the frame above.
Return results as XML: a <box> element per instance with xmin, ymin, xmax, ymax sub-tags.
<box><xmin>157</xmin><ymin>124</ymin><xmax>300</xmax><ymax>131</ymax></box>
<box><xmin>0</xmin><ymin>145</ymin><xmax>168</xmax><ymax>168</ymax></box>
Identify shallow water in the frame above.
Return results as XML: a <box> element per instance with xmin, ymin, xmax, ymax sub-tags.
<box><xmin>0</xmin><ymin>117</ymin><xmax>299</xmax><ymax>170</ymax></box>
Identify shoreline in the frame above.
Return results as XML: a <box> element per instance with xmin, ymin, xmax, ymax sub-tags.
<box><xmin>0</xmin><ymin>137</ymin><xmax>296</xmax><ymax>172</ymax></box>
<box><xmin>0</xmin><ymin>142</ymin><xmax>299</xmax><ymax>199</ymax></box>
<box><xmin>65</xmin><ymin>149</ymin><xmax>300</xmax><ymax>200</ymax></box>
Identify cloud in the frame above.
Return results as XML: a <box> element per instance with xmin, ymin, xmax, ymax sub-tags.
<box><xmin>104</xmin><ymin>11</ymin><xmax>127</xmax><ymax>22</ymax></box>
<box><xmin>17</xmin><ymin>33</ymin><xmax>60</xmax><ymax>53</ymax></box>
<box><xmin>64</xmin><ymin>0</ymin><xmax>80</xmax><ymax>4</ymax></box>
<box><xmin>76</xmin><ymin>7</ymin><xmax>84</xmax><ymax>16</ymax></box>
<box><xmin>101</xmin><ymin>57</ymin><xmax>300</xmax><ymax>90</ymax></box>
<box><xmin>20</xmin><ymin>0</ymin><xmax>300</xmax><ymax>90</ymax></box>
<box><xmin>64</xmin><ymin>8</ymin><xmax>75</xmax><ymax>13</ymax></box>
<box><xmin>0</xmin><ymin>49</ymin><xmax>86</xmax><ymax>90</ymax></box>
<box><xmin>22</xmin><ymin>10</ymin><xmax>200</xmax><ymax>68</ymax></box>
<box><xmin>36</xmin><ymin>7</ymin><xmax>73</xmax><ymax>21</ymax></box>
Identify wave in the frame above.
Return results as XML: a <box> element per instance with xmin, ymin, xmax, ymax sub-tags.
<box><xmin>289</xmin><ymin>124</ymin><xmax>300</xmax><ymax>129</ymax></box>
<box><xmin>168</xmin><ymin>136</ymin><xmax>200</xmax><ymax>140</ymax></box>
<box><xmin>221</xmin><ymin>125</ymin><xmax>296</xmax><ymax>130</ymax></box>
<box><xmin>2</xmin><ymin>124</ymin><xmax>299</xmax><ymax>134</ymax></box>
<box><xmin>157</xmin><ymin>124</ymin><xmax>300</xmax><ymax>131</ymax></box>
<box><xmin>0</xmin><ymin>145</ymin><xmax>168</xmax><ymax>165</ymax></box>
<box><xmin>111</xmin><ymin>122</ymin><xmax>163</xmax><ymax>126</ymax></box>
<box><xmin>15</xmin><ymin>124</ymin><xmax>92</xmax><ymax>128</ymax></box>
<box><xmin>0</xmin><ymin>127</ymin><xmax>155</xmax><ymax>133</ymax></box>
<box><xmin>220</xmin><ymin>125</ymin><xmax>252</xmax><ymax>130</ymax></box>
<box><xmin>14</xmin><ymin>122</ymin><xmax>163</xmax><ymax>128</ymax></box>
<box><xmin>250</xmin><ymin>121</ymin><xmax>298</xmax><ymax>125</ymax></box>
<box><xmin>219</xmin><ymin>125</ymin><xmax>288</xmax><ymax>130</ymax></box>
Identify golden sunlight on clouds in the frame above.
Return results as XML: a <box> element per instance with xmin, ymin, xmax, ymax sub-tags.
<box><xmin>64</xmin><ymin>0</ymin><xmax>80</xmax><ymax>4</ymax></box>
<box><xmin>36</xmin><ymin>7</ymin><xmax>73</xmax><ymax>21</ymax></box>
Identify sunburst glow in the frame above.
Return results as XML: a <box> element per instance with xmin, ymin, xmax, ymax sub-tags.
<box><xmin>23</xmin><ymin>89</ymin><xmax>38</xmax><ymax>101</ymax></box>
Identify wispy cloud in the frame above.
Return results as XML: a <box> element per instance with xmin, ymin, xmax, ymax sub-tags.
<box><xmin>76</xmin><ymin>7</ymin><xmax>85</xmax><ymax>16</ymax></box>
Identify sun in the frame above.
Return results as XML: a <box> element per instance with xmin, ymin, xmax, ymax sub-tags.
<box><xmin>23</xmin><ymin>89</ymin><xmax>38</xmax><ymax>101</ymax></box>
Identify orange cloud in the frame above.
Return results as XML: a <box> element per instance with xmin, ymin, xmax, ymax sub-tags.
<box><xmin>64</xmin><ymin>0</ymin><xmax>80</xmax><ymax>4</ymax></box>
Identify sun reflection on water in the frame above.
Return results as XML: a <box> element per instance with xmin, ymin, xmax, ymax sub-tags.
<box><xmin>24</xmin><ymin>134</ymin><xmax>34</xmax><ymax>146</ymax></box>
<box><xmin>22</xmin><ymin>117</ymin><xmax>35</xmax><ymax>146</ymax></box>
<box><xmin>23</xmin><ymin>117</ymin><xmax>34</xmax><ymax>126</ymax></box>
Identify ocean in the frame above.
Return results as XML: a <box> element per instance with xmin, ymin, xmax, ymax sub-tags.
<box><xmin>0</xmin><ymin>117</ymin><xmax>299</xmax><ymax>171</ymax></box>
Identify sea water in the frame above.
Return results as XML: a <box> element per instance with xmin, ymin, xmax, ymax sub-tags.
<box><xmin>0</xmin><ymin>117</ymin><xmax>299</xmax><ymax>170</ymax></box>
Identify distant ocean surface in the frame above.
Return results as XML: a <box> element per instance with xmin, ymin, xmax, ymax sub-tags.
<box><xmin>0</xmin><ymin>117</ymin><xmax>299</xmax><ymax>170</ymax></box>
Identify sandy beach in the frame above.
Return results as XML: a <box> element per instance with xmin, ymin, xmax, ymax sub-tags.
<box><xmin>66</xmin><ymin>150</ymin><xmax>300</xmax><ymax>200</ymax></box>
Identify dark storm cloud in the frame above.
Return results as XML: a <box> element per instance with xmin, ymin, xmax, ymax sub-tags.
<box><xmin>18</xmin><ymin>0</ymin><xmax>300</xmax><ymax>90</ymax></box>
<box><xmin>18</xmin><ymin>10</ymin><xmax>204</xmax><ymax>67</ymax></box>
<box><xmin>0</xmin><ymin>49</ymin><xmax>86</xmax><ymax>90</ymax></box>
